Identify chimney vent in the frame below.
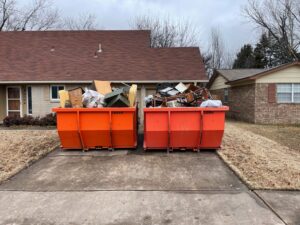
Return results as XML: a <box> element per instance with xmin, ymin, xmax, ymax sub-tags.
<box><xmin>97</xmin><ymin>43</ymin><xmax>102</xmax><ymax>53</ymax></box>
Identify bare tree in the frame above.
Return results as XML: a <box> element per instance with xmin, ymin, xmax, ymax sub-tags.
<box><xmin>203</xmin><ymin>27</ymin><xmax>234</xmax><ymax>76</ymax></box>
<box><xmin>201</xmin><ymin>52</ymin><xmax>213</xmax><ymax>73</ymax></box>
<box><xmin>62</xmin><ymin>14</ymin><xmax>98</xmax><ymax>30</ymax></box>
<box><xmin>0</xmin><ymin>0</ymin><xmax>59</xmax><ymax>31</ymax></box>
<box><xmin>0</xmin><ymin>0</ymin><xmax>14</xmax><ymax>30</ymax></box>
<box><xmin>209</xmin><ymin>28</ymin><xmax>224</xmax><ymax>69</ymax></box>
<box><xmin>131</xmin><ymin>15</ymin><xmax>199</xmax><ymax>47</ymax></box>
<box><xmin>205</xmin><ymin>28</ymin><xmax>234</xmax><ymax>71</ymax></box>
<box><xmin>222</xmin><ymin>52</ymin><xmax>234</xmax><ymax>69</ymax></box>
<box><xmin>244</xmin><ymin>0</ymin><xmax>300</xmax><ymax>62</ymax></box>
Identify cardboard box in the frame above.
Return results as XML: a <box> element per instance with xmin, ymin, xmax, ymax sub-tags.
<box><xmin>92</xmin><ymin>80</ymin><xmax>112</xmax><ymax>95</ymax></box>
<box><xmin>68</xmin><ymin>87</ymin><xmax>83</xmax><ymax>108</ymax></box>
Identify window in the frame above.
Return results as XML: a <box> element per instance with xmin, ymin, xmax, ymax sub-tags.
<box><xmin>27</xmin><ymin>86</ymin><xmax>32</xmax><ymax>115</ymax></box>
<box><xmin>50</xmin><ymin>85</ymin><xmax>64</xmax><ymax>101</ymax></box>
<box><xmin>277</xmin><ymin>84</ymin><xmax>300</xmax><ymax>103</ymax></box>
<box><xmin>224</xmin><ymin>88</ymin><xmax>229</xmax><ymax>103</ymax></box>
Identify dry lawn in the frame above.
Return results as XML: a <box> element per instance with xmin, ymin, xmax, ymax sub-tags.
<box><xmin>230</xmin><ymin>121</ymin><xmax>300</xmax><ymax>152</ymax></box>
<box><xmin>219</xmin><ymin>121</ymin><xmax>300</xmax><ymax>190</ymax></box>
<box><xmin>0</xmin><ymin>130</ymin><xmax>59</xmax><ymax>183</ymax></box>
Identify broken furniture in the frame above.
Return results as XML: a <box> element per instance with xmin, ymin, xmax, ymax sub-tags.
<box><xmin>144</xmin><ymin>83</ymin><xmax>218</xmax><ymax>108</ymax></box>
<box><xmin>57</xmin><ymin>81</ymin><xmax>137</xmax><ymax>109</ymax></box>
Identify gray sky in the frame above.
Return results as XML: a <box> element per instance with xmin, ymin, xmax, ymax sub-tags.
<box><xmin>53</xmin><ymin>0</ymin><xmax>259</xmax><ymax>53</ymax></box>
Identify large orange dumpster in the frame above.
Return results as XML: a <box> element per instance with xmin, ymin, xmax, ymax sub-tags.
<box><xmin>143</xmin><ymin>107</ymin><xmax>229</xmax><ymax>151</ymax></box>
<box><xmin>52</xmin><ymin>107</ymin><xmax>137</xmax><ymax>150</ymax></box>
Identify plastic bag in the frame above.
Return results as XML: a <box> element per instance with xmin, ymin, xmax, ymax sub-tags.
<box><xmin>200</xmin><ymin>100</ymin><xmax>223</xmax><ymax>108</ymax></box>
<box><xmin>82</xmin><ymin>88</ymin><xmax>105</xmax><ymax>108</ymax></box>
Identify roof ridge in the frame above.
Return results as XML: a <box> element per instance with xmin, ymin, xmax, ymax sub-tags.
<box><xmin>218</xmin><ymin>68</ymin><xmax>265</xmax><ymax>70</ymax></box>
<box><xmin>0</xmin><ymin>30</ymin><xmax>151</xmax><ymax>33</ymax></box>
<box><xmin>150</xmin><ymin>47</ymin><xmax>200</xmax><ymax>50</ymax></box>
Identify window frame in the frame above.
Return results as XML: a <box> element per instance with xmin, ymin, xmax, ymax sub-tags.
<box><xmin>50</xmin><ymin>85</ymin><xmax>65</xmax><ymax>102</ymax></box>
<box><xmin>276</xmin><ymin>83</ymin><xmax>300</xmax><ymax>104</ymax></box>
<box><xmin>27</xmin><ymin>86</ymin><xmax>33</xmax><ymax>115</ymax></box>
<box><xmin>293</xmin><ymin>84</ymin><xmax>300</xmax><ymax>103</ymax></box>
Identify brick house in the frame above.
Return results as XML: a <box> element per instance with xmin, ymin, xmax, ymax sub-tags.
<box><xmin>0</xmin><ymin>30</ymin><xmax>207</xmax><ymax>124</ymax></box>
<box><xmin>207</xmin><ymin>62</ymin><xmax>300</xmax><ymax>124</ymax></box>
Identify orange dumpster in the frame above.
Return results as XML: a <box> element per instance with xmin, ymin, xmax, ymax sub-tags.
<box><xmin>52</xmin><ymin>107</ymin><xmax>137</xmax><ymax>150</ymax></box>
<box><xmin>143</xmin><ymin>107</ymin><xmax>229</xmax><ymax>151</ymax></box>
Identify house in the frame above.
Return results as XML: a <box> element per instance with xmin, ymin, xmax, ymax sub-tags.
<box><xmin>0</xmin><ymin>30</ymin><xmax>207</xmax><ymax>123</ymax></box>
<box><xmin>207</xmin><ymin>62</ymin><xmax>300</xmax><ymax>124</ymax></box>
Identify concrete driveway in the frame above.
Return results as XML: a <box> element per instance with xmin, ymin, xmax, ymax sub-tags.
<box><xmin>0</xmin><ymin>147</ymin><xmax>298</xmax><ymax>225</ymax></box>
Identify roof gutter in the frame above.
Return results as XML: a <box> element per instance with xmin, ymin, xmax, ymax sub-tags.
<box><xmin>0</xmin><ymin>80</ymin><xmax>209</xmax><ymax>84</ymax></box>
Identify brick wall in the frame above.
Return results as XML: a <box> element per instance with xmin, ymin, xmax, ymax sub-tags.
<box><xmin>210</xmin><ymin>84</ymin><xmax>256</xmax><ymax>123</ymax></box>
<box><xmin>228</xmin><ymin>84</ymin><xmax>255</xmax><ymax>122</ymax></box>
<box><xmin>210</xmin><ymin>89</ymin><xmax>224</xmax><ymax>102</ymax></box>
<box><xmin>255</xmin><ymin>83</ymin><xmax>300</xmax><ymax>124</ymax></box>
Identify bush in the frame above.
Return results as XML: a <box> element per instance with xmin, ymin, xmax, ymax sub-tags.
<box><xmin>3</xmin><ymin>113</ymin><xmax>56</xmax><ymax>127</ymax></box>
<box><xmin>3</xmin><ymin>115</ymin><xmax>21</xmax><ymax>126</ymax></box>
<box><xmin>39</xmin><ymin>113</ymin><xmax>57</xmax><ymax>126</ymax></box>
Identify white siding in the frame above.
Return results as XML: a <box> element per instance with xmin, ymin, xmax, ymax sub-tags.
<box><xmin>0</xmin><ymin>86</ymin><xmax>6</xmax><ymax>120</ymax></box>
<box><xmin>210</xmin><ymin>75</ymin><xmax>230</xmax><ymax>90</ymax></box>
<box><xmin>32</xmin><ymin>85</ymin><xmax>58</xmax><ymax>116</ymax></box>
<box><xmin>31</xmin><ymin>84</ymin><xmax>87</xmax><ymax>117</ymax></box>
<box><xmin>256</xmin><ymin>65</ymin><xmax>300</xmax><ymax>83</ymax></box>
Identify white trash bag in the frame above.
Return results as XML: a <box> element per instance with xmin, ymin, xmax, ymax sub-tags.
<box><xmin>82</xmin><ymin>88</ymin><xmax>105</xmax><ymax>108</ymax></box>
<box><xmin>200</xmin><ymin>100</ymin><xmax>223</xmax><ymax>108</ymax></box>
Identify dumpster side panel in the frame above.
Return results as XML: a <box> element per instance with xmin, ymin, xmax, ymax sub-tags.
<box><xmin>79</xmin><ymin>111</ymin><xmax>111</xmax><ymax>148</ymax></box>
<box><xmin>143</xmin><ymin>107</ymin><xmax>228</xmax><ymax>151</ymax></box>
<box><xmin>111</xmin><ymin>111</ymin><xmax>136</xmax><ymax>148</ymax></box>
<box><xmin>170</xmin><ymin>111</ymin><xmax>201</xmax><ymax>148</ymax></box>
<box><xmin>200</xmin><ymin>111</ymin><xmax>226</xmax><ymax>148</ymax></box>
<box><xmin>53</xmin><ymin>107</ymin><xmax>137</xmax><ymax>150</ymax></box>
<box><xmin>56</xmin><ymin>112</ymin><xmax>82</xmax><ymax>149</ymax></box>
<box><xmin>144</xmin><ymin>111</ymin><xmax>168</xmax><ymax>149</ymax></box>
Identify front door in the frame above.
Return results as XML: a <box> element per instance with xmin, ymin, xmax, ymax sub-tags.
<box><xmin>7</xmin><ymin>86</ymin><xmax>22</xmax><ymax>117</ymax></box>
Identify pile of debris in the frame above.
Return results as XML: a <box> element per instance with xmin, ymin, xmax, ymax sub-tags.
<box><xmin>58</xmin><ymin>81</ymin><xmax>137</xmax><ymax>108</ymax></box>
<box><xmin>145</xmin><ymin>83</ymin><xmax>222</xmax><ymax>108</ymax></box>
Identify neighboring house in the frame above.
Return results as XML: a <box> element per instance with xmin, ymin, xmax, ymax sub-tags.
<box><xmin>0</xmin><ymin>30</ymin><xmax>207</xmax><ymax>123</ymax></box>
<box><xmin>207</xmin><ymin>62</ymin><xmax>300</xmax><ymax>124</ymax></box>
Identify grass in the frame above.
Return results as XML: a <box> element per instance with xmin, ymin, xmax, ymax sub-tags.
<box><xmin>0</xmin><ymin>130</ymin><xmax>59</xmax><ymax>183</ymax></box>
<box><xmin>218</xmin><ymin>121</ymin><xmax>300</xmax><ymax>190</ymax></box>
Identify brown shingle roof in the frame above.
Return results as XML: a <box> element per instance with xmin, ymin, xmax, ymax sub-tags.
<box><xmin>207</xmin><ymin>61</ymin><xmax>300</xmax><ymax>89</ymax></box>
<box><xmin>0</xmin><ymin>30</ymin><xmax>207</xmax><ymax>82</ymax></box>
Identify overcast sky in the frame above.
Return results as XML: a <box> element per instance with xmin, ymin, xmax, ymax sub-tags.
<box><xmin>52</xmin><ymin>0</ymin><xmax>258</xmax><ymax>54</ymax></box>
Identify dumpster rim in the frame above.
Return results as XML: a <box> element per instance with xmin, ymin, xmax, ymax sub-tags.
<box><xmin>52</xmin><ymin>107</ymin><xmax>137</xmax><ymax>113</ymax></box>
<box><xmin>143</xmin><ymin>106</ymin><xmax>229</xmax><ymax>112</ymax></box>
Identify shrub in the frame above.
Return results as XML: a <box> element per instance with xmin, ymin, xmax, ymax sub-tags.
<box><xmin>3</xmin><ymin>113</ymin><xmax>56</xmax><ymax>127</ymax></box>
<box><xmin>21</xmin><ymin>115</ymin><xmax>35</xmax><ymax>125</ymax></box>
<box><xmin>39</xmin><ymin>113</ymin><xmax>56</xmax><ymax>126</ymax></box>
<box><xmin>3</xmin><ymin>115</ymin><xmax>21</xmax><ymax>127</ymax></box>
